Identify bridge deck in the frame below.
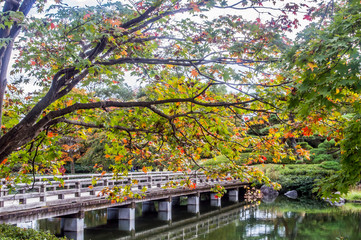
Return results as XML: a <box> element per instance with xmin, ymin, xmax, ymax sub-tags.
<box><xmin>0</xmin><ymin>172</ymin><xmax>248</xmax><ymax>224</ymax></box>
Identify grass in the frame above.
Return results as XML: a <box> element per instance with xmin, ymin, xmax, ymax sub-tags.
<box><xmin>343</xmin><ymin>189</ymin><xmax>361</xmax><ymax>201</ymax></box>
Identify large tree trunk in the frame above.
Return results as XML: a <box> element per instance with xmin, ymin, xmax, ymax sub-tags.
<box><xmin>0</xmin><ymin>0</ymin><xmax>36</xmax><ymax>132</ymax></box>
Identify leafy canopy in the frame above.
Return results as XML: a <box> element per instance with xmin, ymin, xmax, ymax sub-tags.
<box><xmin>0</xmin><ymin>0</ymin><xmax>324</xmax><ymax>199</ymax></box>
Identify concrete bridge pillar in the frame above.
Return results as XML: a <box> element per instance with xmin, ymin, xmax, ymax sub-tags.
<box><xmin>107</xmin><ymin>204</ymin><xmax>135</xmax><ymax>220</ymax></box>
<box><xmin>107</xmin><ymin>203</ymin><xmax>136</xmax><ymax>231</ymax></box>
<box><xmin>142</xmin><ymin>201</ymin><xmax>156</xmax><ymax>213</ymax></box>
<box><xmin>229</xmin><ymin>189</ymin><xmax>239</xmax><ymax>203</ymax></box>
<box><xmin>158</xmin><ymin>198</ymin><xmax>172</xmax><ymax>221</ymax></box>
<box><xmin>187</xmin><ymin>194</ymin><xmax>200</xmax><ymax>213</ymax></box>
<box><xmin>61</xmin><ymin>212</ymin><xmax>84</xmax><ymax>233</ymax></box>
<box><xmin>210</xmin><ymin>193</ymin><xmax>221</xmax><ymax>207</ymax></box>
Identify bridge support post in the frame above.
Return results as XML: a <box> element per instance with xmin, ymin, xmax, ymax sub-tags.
<box><xmin>229</xmin><ymin>189</ymin><xmax>239</xmax><ymax>203</ymax></box>
<box><xmin>210</xmin><ymin>193</ymin><xmax>221</xmax><ymax>207</ymax></box>
<box><xmin>187</xmin><ymin>194</ymin><xmax>200</xmax><ymax>213</ymax></box>
<box><xmin>107</xmin><ymin>204</ymin><xmax>135</xmax><ymax>220</ymax></box>
<box><xmin>60</xmin><ymin>212</ymin><xmax>84</xmax><ymax>232</ymax></box>
<box><xmin>39</xmin><ymin>184</ymin><xmax>46</xmax><ymax>202</ymax></box>
<box><xmin>142</xmin><ymin>201</ymin><xmax>156</xmax><ymax>213</ymax></box>
<box><xmin>158</xmin><ymin>198</ymin><xmax>172</xmax><ymax>221</ymax></box>
<box><xmin>107</xmin><ymin>203</ymin><xmax>136</xmax><ymax>231</ymax></box>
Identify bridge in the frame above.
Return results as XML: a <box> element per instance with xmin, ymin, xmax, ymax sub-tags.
<box><xmin>0</xmin><ymin>171</ymin><xmax>250</xmax><ymax>238</ymax></box>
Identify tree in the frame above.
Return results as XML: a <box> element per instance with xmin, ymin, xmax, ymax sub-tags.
<box><xmin>285</xmin><ymin>0</ymin><xmax>361</xmax><ymax>197</ymax></box>
<box><xmin>0</xmin><ymin>0</ymin><xmax>323</xmax><ymax>198</ymax></box>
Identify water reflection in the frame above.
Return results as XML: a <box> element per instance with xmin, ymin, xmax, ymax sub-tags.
<box><xmin>22</xmin><ymin>197</ymin><xmax>361</xmax><ymax>240</ymax></box>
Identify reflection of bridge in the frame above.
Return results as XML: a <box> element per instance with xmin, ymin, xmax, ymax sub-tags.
<box><xmin>115</xmin><ymin>203</ymin><xmax>257</xmax><ymax>240</ymax></box>
<box><xmin>0</xmin><ymin>171</ymin><xmax>248</xmax><ymax>238</ymax></box>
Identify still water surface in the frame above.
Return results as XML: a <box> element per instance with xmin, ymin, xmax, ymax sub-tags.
<box><xmin>22</xmin><ymin>197</ymin><xmax>361</xmax><ymax>240</ymax></box>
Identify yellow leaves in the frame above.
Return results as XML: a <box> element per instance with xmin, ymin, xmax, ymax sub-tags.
<box><xmin>276</xmin><ymin>74</ymin><xmax>284</xmax><ymax>81</ymax></box>
<box><xmin>295</xmin><ymin>51</ymin><xmax>302</xmax><ymax>56</ymax></box>
<box><xmin>307</xmin><ymin>62</ymin><xmax>318</xmax><ymax>71</ymax></box>
<box><xmin>166</xmin><ymin>64</ymin><xmax>174</xmax><ymax>68</ymax></box>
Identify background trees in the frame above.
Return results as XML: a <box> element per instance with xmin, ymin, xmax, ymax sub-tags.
<box><xmin>285</xmin><ymin>0</ymin><xmax>361</xmax><ymax>197</ymax></box>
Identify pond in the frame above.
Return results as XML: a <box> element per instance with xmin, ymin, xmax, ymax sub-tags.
<box><xmin>20</xmin><ymin>196</ymin><xmax>361</xmax><ymax>240</ymax></box>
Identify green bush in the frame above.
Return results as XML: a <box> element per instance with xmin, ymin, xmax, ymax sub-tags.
<box><xmin>312</xmin><ymin>153</ymin><xmax>332</xmax><ymax>164</ymax></box>
<box><xmin>320</xmin><ymin>161</ymin><xmax>341</xmax><ymax>171</ymax></box>
<box><xmin>64</xmin><ymin>164</ymin><xmax>95</xmax><ymax>173</ymax></box>
<box><xmin>260</xmin><ymin>164</ymin><xmax>336</xmax><ymax>196</ymax></box>
<box><xmin>298</xmin><ymin>142</ymin><xmax>313</xmax><ymax>150</ymax></box>
<box><xmin>0</xmin><ymin>224</ymin><xmax>66</xmax><ymax>240</ymax></box>
<box><xmin>318</xmin><ymin>139</ymin><xmax>336</xmax><ymax>149</ymax></box>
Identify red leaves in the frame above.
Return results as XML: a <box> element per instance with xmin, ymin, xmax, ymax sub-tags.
<box><xmin>302</xmin><ymin>126</ymin><xmax>313</xmax><ymax>136</ymax></box>
<box><xmin>50</xmin><ymin>23</ymin><xmax>56</xmax><ymax>29</ymax></box>
<box><xmin>303</xmin><ymin>15</ymin><xmax>312</xmax><ymax>21</ymax></box>
<box><xmin>83</xmin><ymin>13</ymin><xmax>91</xmax><ymax>20</ymax></box>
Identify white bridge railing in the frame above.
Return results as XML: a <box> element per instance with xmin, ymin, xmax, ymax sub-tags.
<box><xmin>0</xmin><ymin>171</ymin><xmax>214</xmax><ymax>211</ymax></box>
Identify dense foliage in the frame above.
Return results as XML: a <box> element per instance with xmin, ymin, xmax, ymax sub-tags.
<box><xmin>2</xmin><ymin>0</ymin><xmax>360</xmax><ymax>200</ymax></box>
<box><xmin>0</xmin><ymin>224</ymin><xmax>65</xmax><ymax>240</ymax></box>
<box><xmin>285</xmin><ymin>0</ymin><xmax>361</xmax><ymax>197</ymax></box>
<box><xmin>0</xmin><ymin>0</ymin><xmax>327</xmax><ymax>199</ymax></box>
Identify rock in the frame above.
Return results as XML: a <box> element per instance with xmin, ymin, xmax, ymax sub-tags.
<box><xmin>284</xmin><ymin>190</ymin><xmax>298</xmax><ymax>199</ymax></box>
<box><xmin>323</xmin><ymin>192</ymin><xmax>345</xmax><ymax>206</ymax></box>
<box><xmin>260</xmin><ymin>185</ymin><xmax>279</xmax><ymax>203</ymax></box>
<box><xmin>324</xmin><ymin>197</ymin><xmax>345</xmax><ymax>206</ymax></box>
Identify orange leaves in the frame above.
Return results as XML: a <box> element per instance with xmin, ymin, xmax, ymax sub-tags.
<box><xmin>105</xmin><ymin>154</ymin><xmax>111</xmax><ymax>158</ymax></box>
<box><xmin>189</xmin><ymin>182</ymin><xmax>196</xmax><ymax>189</ymax></box>
<box><xmin>191</xmin><ymin>69</ymin><xmax>199</xmax><ymax>77</ymax></box>
<box><xmin>0</xmin><ymin>158</ymin><xmax>8</xmax><ymax>165</ymax></box>
<box><xmin>120</xmin><ymin>50</ymin><xmax>128</xmax><ymax>56</ymax></box>
<box><xmin>142</xmin><ymin>166</ymin><xmax>148</xmax><ymax>173</ymax></box>
<box><xmin>284</xmin><ymin>132</ymin><xmax>294</xmax><ymax>138</ymax></box>
<box><xmin>190</xmin><ymin>2</ymin><xmax>200</xmax><ymax>12</ymax></box>
<box><xmin>114</xmin><ymin>154</ymin><xmax>123</xmax><ymax>161</ymax></box>
<box><xmin>104</xmin><ymin>18</ymin><xmax>123</xmax><ymax>27</ymax></box>
<box><xmin>307</xmin><ymin>62</ymin><xmax>317</xmax><ymax>71</ymax></box>
<box><xmin>66</xmin><ymin>99</ymin><xmax>73</xmax><ymax>106</ymax></box>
